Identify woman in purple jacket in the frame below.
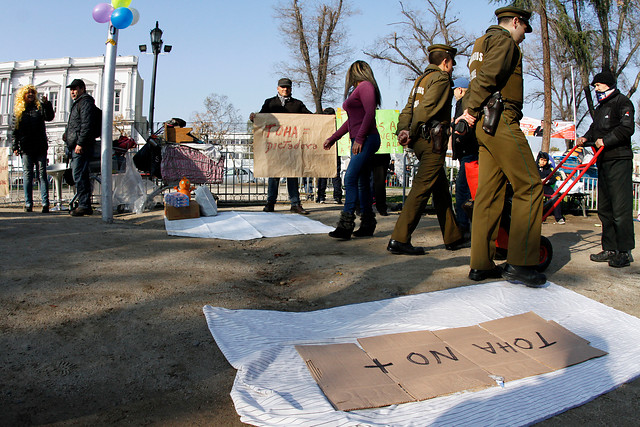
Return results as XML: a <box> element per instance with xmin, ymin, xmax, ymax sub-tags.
<box><xmin>323</xmin><ymin>61</ymin><xmax>381</xmax><ymax>239</ymax></box>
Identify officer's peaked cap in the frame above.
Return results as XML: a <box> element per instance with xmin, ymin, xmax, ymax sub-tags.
<box><xmin>495</xmin><ymin>6</ymin><xmax>533</xmax><ymax>33</ymax></box>
<box><xmin>428</xmin><ymin>44</ymin><xmax>457</xmax><ymax>57</ymax></box>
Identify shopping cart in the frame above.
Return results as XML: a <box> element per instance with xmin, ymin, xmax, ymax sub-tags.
<box><xmin>142</xmin><ymin>143</ymin><xmax>224</xmax><ymax>210</ymax></box>
<box><xmin>541</xmin><ymin>142</ymin><xmax>603</xmax><ymax>221</ymax></box>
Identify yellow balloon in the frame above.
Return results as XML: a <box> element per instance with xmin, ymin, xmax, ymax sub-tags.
<box><xmin>112</xmin><ymin>0</ymin><xmax>132</xmax><ymax>8</ymax></box>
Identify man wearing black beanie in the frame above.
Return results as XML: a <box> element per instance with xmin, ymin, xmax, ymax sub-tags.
<box><xmin>577</xmin><ymin>70</ymin><xmax>635</xmax><ymax>267</ymax></box>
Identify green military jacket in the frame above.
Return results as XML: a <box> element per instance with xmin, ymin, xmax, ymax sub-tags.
<box><xmin>397</xmin><ymin>64</ymin><xmax>453</xmax><ymax>142</ymax></box>
<box><xmin>465</xmin><ymin>25</ymin><xmax>523</xmax><ymax>119</ymax></box>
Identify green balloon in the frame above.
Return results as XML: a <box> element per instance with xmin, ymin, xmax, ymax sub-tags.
<box><xmin>112</xmin><ymin>0</ymin><xmax>132</xmax><ymax>8</ymax></box>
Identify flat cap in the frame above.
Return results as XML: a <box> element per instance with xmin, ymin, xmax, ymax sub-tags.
<box><xmin>66</xmin><ymin>78</ymin><xmax>86</xmax><ymax>89</ymax></box>
<box><xmin>277</xmin><ymin>78</ymin><xmax>292</xmax><ymax>88</ymax></box>
<box><xmin>591</xmin><ymin>71</ymin><xmax>616</xmax><ymax>88</ymax></box>
<box><xmin>427</xmin><ymin>44</ymin><xmax>457</xmax><ymax>56</ymax></box>
<box><xmin>495</xmin><ymin>6</ymin><xmax>533</xmax><ymax>33</ymax></box>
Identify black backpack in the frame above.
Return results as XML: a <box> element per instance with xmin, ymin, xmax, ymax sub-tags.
<box><xmin>91</xmin><ymin>103</ymin><xmax>102</xmax><ymax>139</ymax></box>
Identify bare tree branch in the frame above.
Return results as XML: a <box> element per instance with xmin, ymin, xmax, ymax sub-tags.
<box><xmin>190</xmin><ymin>93</ymin><xmax>242</xmax><ymax>144</ymax></box>
<box><xmin>276</xmin><ymin>0</ymin><xmax>354</xmax><ymax>112</ymax></box>
<box><xmin>364</xmin><ymin>0</ymin><xmax>476</xmax><ymax>79</ymax></box>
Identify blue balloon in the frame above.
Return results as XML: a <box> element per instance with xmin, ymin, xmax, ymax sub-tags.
<box><xmin>110</xmin><ymin>7</ymin><xmax>133</xmax><ymax>29</ymax></box>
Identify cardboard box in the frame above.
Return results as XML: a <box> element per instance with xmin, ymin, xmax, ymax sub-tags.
<box><xmin>165</xmin><ymin>200</ymin><xmax>200</xmax><ymax>220</ymax></box>
<box><xmin>164</xmin><ymin>125</ymin><xmax>196</xmax><ymax>143</ymax></box>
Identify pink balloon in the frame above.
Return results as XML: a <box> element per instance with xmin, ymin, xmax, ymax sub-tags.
<box><xmin>93</xmin><ymin>3</ymin><xmax>114</xmax><ymax>23</ymax></box>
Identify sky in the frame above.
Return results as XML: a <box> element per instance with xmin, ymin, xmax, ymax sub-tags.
<box><xmin>1</xmin><ymin>0</ymin><xmax>623</xmax><ymax>146</ymax></box>
<box><xmin>0</xmin><ymin>0</ymin><xmax>497</xmax><ymax>122</ymax></box>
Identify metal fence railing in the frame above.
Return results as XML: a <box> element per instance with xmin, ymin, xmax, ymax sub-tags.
<box><xmin>3</xmin><ymin>145</ymin><xmax>640</xmax><ymax>219</ymax></box>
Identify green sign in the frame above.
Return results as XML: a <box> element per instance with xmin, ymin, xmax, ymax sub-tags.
<box><xmin>335</xmin><ymin>109</ymin><xmax>403</xmax><ymax>156</ymax></box>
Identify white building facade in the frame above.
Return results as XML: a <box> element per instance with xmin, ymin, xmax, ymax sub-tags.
<box><xmin>0</xmin><ymin>55</ymin><xmax>146</xmax><ymax>164</ymax></box>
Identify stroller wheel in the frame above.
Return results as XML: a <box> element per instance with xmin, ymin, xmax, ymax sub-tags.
<box><xmin>536</xmin><ymin>236</ymin><xmax>553</xmax><ymax>272</ymax></box>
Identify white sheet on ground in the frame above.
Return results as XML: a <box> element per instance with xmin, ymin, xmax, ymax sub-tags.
<box><xmin>165</xmin><ymin>211</ymin><xmax>334</xmax><ymax>240</ymax></box>
<box><xmin>203</xmin><ymin>282</ymin><xmax>640</xmax><ymax>426</ymax></box>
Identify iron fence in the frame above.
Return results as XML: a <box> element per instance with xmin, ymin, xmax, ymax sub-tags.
<box><xmin>3</xmin><ymin>144</ymin><xmax>640</xmax><ymax>219</ymax></box>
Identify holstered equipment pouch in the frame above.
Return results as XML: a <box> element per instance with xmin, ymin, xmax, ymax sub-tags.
<box><xmin>482</xmin><ymin>92</ymin><xmax>504</xmax><ymax>136</ymax></box>
<box><xmin>429</xmin><ymin>122</ymin><xmax>446</xmax><ymax>154</ymax></box>
<box><xmin>418</xmin><ymin>120</ymin><xmax>448</xmax><ymax>154</ymax></box>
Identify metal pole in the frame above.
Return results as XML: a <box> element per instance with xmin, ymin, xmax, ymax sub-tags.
<box><xmin>571</xmin><ymin>65</ymin><xmax>577</xmax><ymax>137</ymax></box>
<box><xmin>148</xmin><ymin>46</ymin><xmax>159</xmax><ymax>135</ymax></box>
<box><xmin>101</xmin><ymin>25</ymin><xmax>118</xmax><ymax>223</ymax></box>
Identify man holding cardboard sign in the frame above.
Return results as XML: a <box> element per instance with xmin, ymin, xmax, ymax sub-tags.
<box><xmin>250</xmin><ymin>78</ymin><xmax>312</xmax><ymax>215</ymax></box>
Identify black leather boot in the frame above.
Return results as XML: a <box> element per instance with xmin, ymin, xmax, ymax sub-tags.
<box><xmin>353</xmin><ymin>212</ymin><xmax>377</xmax><ymax>237</ymax></box>
<box><xmin>329</xmin><ymin>212</ymin><xmax>356</xmax><ymax>240</ymax></box>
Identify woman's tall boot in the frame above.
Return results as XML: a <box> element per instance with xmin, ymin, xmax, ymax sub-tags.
<box><xmin>352</xmin><ymin>211</ymin><xmax>377</xmax><ymax>237</ymax></box>
<box><xmin>329</xmin><ymin>211</ymin><xmax>356</xmax><ymax>240</ymax></box>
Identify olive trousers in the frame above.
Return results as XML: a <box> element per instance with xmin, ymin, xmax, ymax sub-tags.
<box><xmin>471</xmin><ymin>110</ymin><xmax>543</xmax><ymax>270</ymax></box>
<box><xmin>391</xmin><ymin>137</ymin><xmax>461</xmax><ymax>245</ymax></box>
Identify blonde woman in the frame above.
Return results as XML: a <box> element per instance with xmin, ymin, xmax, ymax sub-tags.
<box><xmin>12</xmin><ymin>85</ymin><xmax>55</xmax><ymax>213</ymax></box>
<box><xmin>324</xmin><ymin>61</ymin><xmax>382</xmax><ymax>239</ymax></box>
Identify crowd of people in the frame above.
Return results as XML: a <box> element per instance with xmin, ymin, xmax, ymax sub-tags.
<box><xmin>12</xmin><ymin>7</ymin><xmax>635</xmax><ymax>279</ymax></box>
<box><xmin>250</xmin><ymin>5</ymin><xmax>635</xmax><ymax>281</ymax></box>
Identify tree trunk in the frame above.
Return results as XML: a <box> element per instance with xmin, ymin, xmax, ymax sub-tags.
<box><xmin>540</xmin><ymin>0</ymin><xmax>552</xmax><ymax>153</ymax></box>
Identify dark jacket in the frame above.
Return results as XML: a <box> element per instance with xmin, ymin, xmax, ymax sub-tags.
<box><xmin>65</xmin><ymin>93</ymin><xmax>96</xmax><ymax>150</ymax></box>
<box><xmin>451</xmin><ymin>99</ymin><xmax>479</xmax><ymax>160</ymax></box>
<box><xmin>12</xmin><ymin>100</ymin><xmax>55</xmax><ymax>156</ymax></box>
<box><xmin>259</xmin><ymin>96</ymin><xmax>312</xmax><ymax>114</ymax></box>
<box><xmin>583</xmin><ymin>89</ymin><xmax>635</xmax><ymax>163</ymax></box>
<box><xmin>537</xmin><ymin>152</ymin><xmax>560</xmax><ymax>190</ymax></box>
<box><xmin>397</xmin><ymin>65</ymin><xmax>452</xmax><ymax>142</ymax></box>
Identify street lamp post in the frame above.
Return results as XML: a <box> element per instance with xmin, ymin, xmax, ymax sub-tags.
<box><xmin>139</xmin><ymin>21</ymin><xmax>171</xmax><ymax>135</ymax></box>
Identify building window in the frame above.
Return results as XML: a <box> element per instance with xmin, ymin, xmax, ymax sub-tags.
<box><xmin>49</xmin><ymin>91</ymin><xmax>58</xmax><ymax>112</ymax></box>
<box><xmin>114</xmin><ymin>90</ymin><xmax>121</xmax><ymax>113</ymax></box>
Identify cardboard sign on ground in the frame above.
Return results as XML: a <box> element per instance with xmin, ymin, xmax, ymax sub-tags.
<box><xmin>479</xmin><ymin>312</ymin><xmax>608</xmax><ymax>370</ymax></box>
<box><xmin>358</xmin><ymin>330</ymin><xmax>495</xmax><ymax>401</ymax></box>
<box><xmin>433</xmin><ymin>325</ymin><xmax>553</xmax><ymax>382</ymax></box>
<box><xmin>296</xmin><ymin>312</ymin><xmax>607</xmax><ymax>411</ymax></box>
<box><xmin>252</xmin><ymin>113</ymin><xmax>337</xmax><ymax>178</ymax></box>
<box><xmin>295</xmin><ymin>343</ymin><xmax>414</xmax><ymax>411</ymax></box>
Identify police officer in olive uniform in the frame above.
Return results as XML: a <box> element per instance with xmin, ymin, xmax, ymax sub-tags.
<box><xmin>459</xmin><ymin>7</ymin><xmax>546</xmax><ymax>287</ymax></box>
<box><xmin>387</xmin><ymin>44</ymin><xmax>466</xmax><ymax>255</ymax></box>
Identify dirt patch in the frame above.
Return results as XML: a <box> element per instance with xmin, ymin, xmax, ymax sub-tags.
<box><xmin>1</xmin><ymin>205</ymin><xmax>638</xmax><ymax>426</ymax></box>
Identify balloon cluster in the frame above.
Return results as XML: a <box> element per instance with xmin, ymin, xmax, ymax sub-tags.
<box><xmin>92</xmin><ymin>0</ymin><xmax>140</xmax><ymax>29</ymax></box>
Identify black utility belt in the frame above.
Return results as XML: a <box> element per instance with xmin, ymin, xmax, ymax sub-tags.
<box><xmin>417</xmin><ymin>121</ymin><xmax>450</xmax><ymax>154</ymax></box>
<box><xmin>417</xmin><ymin>122</ymin><xmax>449</xmax><ymax>139</ymax></box>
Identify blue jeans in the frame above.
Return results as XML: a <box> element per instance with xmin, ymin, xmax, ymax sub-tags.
<box><xmin>317</xmin><ymin>155</ymin><xmax>343</xmax><ymax>200</ymax></box>
<box><xmin>343</xmin><ymin>134</ymin><xmax>380</xmax><ymax>215</ymax></box>
<box><xmin>302</xmin><ymin>178</ymin><xmax>314</xmax><ymax>194</ymax></box>
<box><xmin>22</xmin><ymin>153</ymin><xmax>49</xmax><ymax>208</ymax></box>
<box><xmin>267</xmin><ymin>177</ymin><xmax>301</xmax><ymax>206</ymax></box>
<box><xmin>72</xmin><ymin>149</ymin><xmax>93</xmax><ymax>209</ymax></box>
<box><xmin>455</xmin><ymin>154</ymin><xmax>477</xmax><ymax>231</ymax></box>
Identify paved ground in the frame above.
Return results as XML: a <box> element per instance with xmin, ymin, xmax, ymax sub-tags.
<box><xmin>1</xmin><ymin>203</ymin><xmax>638</xmax><ymax>426</ymax></box>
